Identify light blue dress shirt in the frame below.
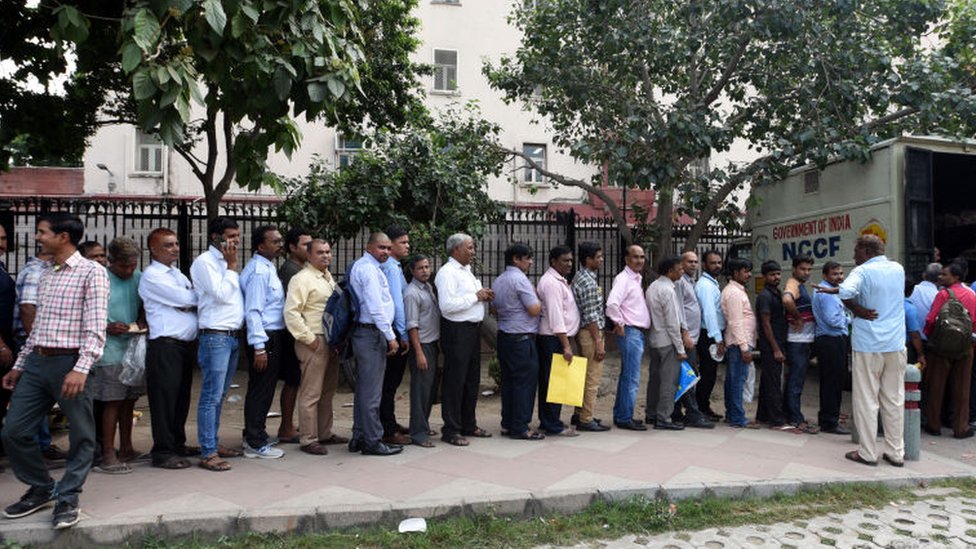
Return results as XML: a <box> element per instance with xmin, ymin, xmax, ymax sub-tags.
<box><xmin>909</xmin><ymin>280</ymin><xmax>938</xmax><ymax>340</ymax></box>
<box><xmin>696</xmin><ymin>272</ymin><xmax>725</xmax><ymax>342</ymax></box>
<box><xmin>380</xmin><ymin>256</ymin><xmax>408</xmax><ymax>342</ymax></box>
<box><xmin>838</xmin><ymin>255</ymin><xmax>906</xmax><ymax>353</ymax></box>
<box><xmin>139</xmin><ymin>260</ymin><xmax>198</xmax><ymax>341</ymax></box>
<box><xmin>191</xmin><ymin>246</ymin><xmax>245</xmax><ymax>330</ymax></box>
<box><xmin>240</xmin><ymin>254</ymin><xmax>285</xmax><ymax>349</ymax></box>
<box><xmin>812</xmin><ymin>280</ymin><xmax>848</xmax><ymax>337</ymax></box>
<box><xmin>350</xmin><ymin>252</ymin><xmax>396</xmax><ymax>342</ymax></box>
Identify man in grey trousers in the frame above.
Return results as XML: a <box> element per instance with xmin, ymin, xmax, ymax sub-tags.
<box><xmin>644</xmin><ymin>256</ymin><xmax>688</xmax><ymax>431</ymax></box>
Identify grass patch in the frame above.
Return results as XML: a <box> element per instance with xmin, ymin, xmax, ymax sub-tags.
<box><xmin>116</xmin><ymin>478</ymin><xmax>976</xmax><ymax>549</ymax></box>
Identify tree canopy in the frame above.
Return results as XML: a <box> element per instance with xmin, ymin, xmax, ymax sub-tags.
<box><xmin>486</xmin><ymin>0</ymin><xmax>976</xmax><ymax>254</ymax></box>
<box><xmin>2</xmin><ymin>0</ymin><xmax>428</xmax><ymax>218</ymax></box>
<box><xmin>280</xmin><ymin>104</ymin><xmax>506</xmax><ymax>257</ymax></box>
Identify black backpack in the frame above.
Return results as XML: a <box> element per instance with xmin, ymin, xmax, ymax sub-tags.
<box><xmin>929</xmin><ymin>288</ymin><xmax>973</xmax><ymax>357</ymax></box>
<box><xmin>322</xmin><ymin>264</ymin><xmax>360</xmax><ymax>350</ymax></box>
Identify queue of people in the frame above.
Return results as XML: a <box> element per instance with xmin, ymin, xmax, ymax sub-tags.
<box><xmin>0</xmin><ymin>213</ymin><xmax>967</xmax><ymax>531</ymax></box>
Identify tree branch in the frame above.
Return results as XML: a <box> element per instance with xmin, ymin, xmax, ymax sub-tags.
<box><xmin>640</xmin><ymin>64</ymin><xmax>667</xmax><ymax>127</ymax></box>
<box><xmin>173</xmin><ymin>143</ymin><xmax>205</xmax><ymax>181</ymax></box>
<box><xmin>214</xmin><ymin>114</ymin><xmax>236</xmax><ymax>198</ymax></box>
<box><xmin>497</xmin><ymin>145</ymin><xmax>633</xmax><ymax>244</ymax></box>
<box><xmin>700</xmin><ymin>32</ymin><xmax>751</xmax><ymax>106</ymax></box>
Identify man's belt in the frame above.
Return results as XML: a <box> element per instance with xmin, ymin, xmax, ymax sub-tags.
<box><xmin>498</xmin><ymin>331</ymin><xmax>536</xmax><ymax>342</ymax></box>
<box><xmin>354</xmin><ymin>322</ymin><xmax>376</xmax><ymax>329</ymax></box>
<box><xmin>201</xmin><ymin>328</ymin><xmax>242</xmax><ymax>337</ymax></box>
<box><xmin>34</xmin><ymin>347</ymin><xmax>79</xmax><ymax>357</ymax></box>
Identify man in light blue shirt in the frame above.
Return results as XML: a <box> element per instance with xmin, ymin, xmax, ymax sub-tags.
<box><xmin>909</xmin><ymin>262</ymin><xmax>941</xmax><ymax>341</ymax></box>
<box><xmin>812</xmin><ymin>261</ymin><xmax>850</xmax><ymax>435</ymax></box>
<box><xmin>347</xmin><ymin>233</ymin><xmax>402</xmax><ymax>456</ymax></box>
<box><xmin>834</xmin><ymin>235</ymin><xmax>906</xmax><ymax>467</ymax></box>
<box><xmin>378</xmin><ymin>226</ymin><xmax>411</xmax><ymax>445</ymax></box>
<box><xmin>239</xmin><ymin>226</ymin><xmax>286</xmax><ymax>460</ymax></box>
<box><xmin>190</xmin><ymin>217</ymin><xmax>245</xmax><ymax>471</ymax></box>
<box><xmin>694</xmin><ymin>250</ymin><xmax>725</xmax><ymax>419</ymax></box>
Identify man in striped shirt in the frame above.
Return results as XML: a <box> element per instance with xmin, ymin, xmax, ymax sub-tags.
<box><xmin>1</xmin><ymin>213</ymin><xmax>109</xmax><ymax>530</ymax></box>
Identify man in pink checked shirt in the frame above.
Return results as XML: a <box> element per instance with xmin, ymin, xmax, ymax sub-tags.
<box><xmin>1</xmin><ymin>212</ymin><xmax>109</xmax><ymax>530</ymax></box>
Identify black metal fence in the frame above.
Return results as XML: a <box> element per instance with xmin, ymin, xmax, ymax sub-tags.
<box><xmin>0</xmin><ymin>196</ymin><xmax>748</xmax><ymax>291</ymax></box>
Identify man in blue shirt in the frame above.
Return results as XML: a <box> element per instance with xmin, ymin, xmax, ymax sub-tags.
<box><xmin>833</xmin><ymin>235</ymin><xmax>906</xmax><ymax>467</ymax></box>
<box><xmin>240</xmin><ymin>226</ymin><xmax>286</xmax><ymax>459</ymax></box>
<box><xmin>492</xmin><ymin>243</ymin><xmax>543</xmax><ymax>440</ymax></box>
<box><xmin>812</xmin><ymin>261</ymin><xmax>850</xmax><ymax>435</ymax></box>
<box><xmin>348</xmin><ymin>233</ymin><xmax>402</xmax><ymax>456</ymax></box>
<box><xmin>378</xmin><ymin>226</ymin><xmax>411</xmax><ymax>446</ymax></box>
<box><xmin>695</xmin><ymin>250</ymin><xmax>725</xmax><ymax>420</ymax></box>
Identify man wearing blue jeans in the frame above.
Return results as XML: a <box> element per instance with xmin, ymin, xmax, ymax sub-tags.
<box><xmin>720</xmin><ymin>258</ymin><xmax>756</xmax><ymax>428</ymax></box>
<box><xmin>782</xmin><ymin>255</ymin><xmax>819</xmax><ymax>434</ymax></box>
<box><xmin>606</xmin><ymin>245</ymin><xmax>651</xmax><ymax>431</ymax></box>
<box><xmin>190</xmin><ymin>217</ymin><xmax>245</xmax><ymax>472</ymax></box>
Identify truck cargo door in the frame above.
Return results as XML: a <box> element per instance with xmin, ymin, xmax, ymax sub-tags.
<box><xmin>905</xmin><ymin>147</ymin><xmax>934</xmax><ymax>282</ymax></box>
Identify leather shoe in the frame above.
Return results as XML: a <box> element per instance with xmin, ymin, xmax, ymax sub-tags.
<box><xmin>822</xmin><ymin>425</ymin><xmax>852</xmax><ymax>435</ymax></box>
<box><xmin>383</xmin><ymin>432</ymin><xmax>412</xmax><ymax>445</ymax></box>
<box><xmin>705</xmin><ymin>411</ymin><xmax>723</xmax><ymax>422</ymax></box>
<box><xmin>300</xmin><ymin>442</ymin><xmax>329</xmax><ymax>455</ymax></box>
<box><xmin>362</xmin><ymin>442</ymin><xmax>403</xmax><ymax>456</ymax></box>
<box><xmin>348</xmin><ymin>438</ymin><xmax>364</xmax><ymax>453</ymax></box>
<box><xmin>685</xmin><ymin>419</ymin><xmax>715</xmax><ymax>429</ymax></box>
<box><xmin>654</xmin><ymin>421</ymin><xmax>685</xmax><ymax>431</ymax></box>
<box><xmin>576</xmin><ymin>421</ymin><xmax>610</xmax><ymax>432</ymax></box>
<box><xmin>614</xmin><ymin>420</ymin><xmax>648</xmax><ymax>431</ymax></box>
<box><xmin>571</xmin><ymin>414</ymin><xmax>603</xmax><ymax>426</ymax></box>
<box><xmin>954</xmin><ymin>429</ymin><xmax>975</xmax><ymax>439</ymax></box>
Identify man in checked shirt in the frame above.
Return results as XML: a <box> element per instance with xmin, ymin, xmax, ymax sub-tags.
<box><xmin>1</xmin><ymin>213</ymin><xmax>109</xmax><ymax>530</ymax></box>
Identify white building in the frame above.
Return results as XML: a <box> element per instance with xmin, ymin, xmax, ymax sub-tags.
<box><xmin>82</xmin><ymin>1</ymin><xmax>598</xmax><ymax>206</ymax></box>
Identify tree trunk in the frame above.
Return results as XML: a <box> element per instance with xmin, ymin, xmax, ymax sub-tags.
<box><xmin>652</xmin><ymin>184</ymin><xmax>674</xmax><ymax>263</ymax></box>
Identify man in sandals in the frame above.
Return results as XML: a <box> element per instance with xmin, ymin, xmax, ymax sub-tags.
<box><xmin>828</xmin><ymin>235</ymin><xmax>906</xmax><ymax>466</ymax></box>
<box><xmin>140</xmin><ymin>228</ymin><xmax>199</xmax><ymax>470</ymax></box>
<box><xmin>2</xmin><ymin>213</ymin><xmax>109</xmax><ymax>530</ymax></box>
<box><xmin>492</xmin><ymin>243</ymin><xmax>543</xmax><ymax>441</ymax></box>
<box><xmin>347</xmin><ymin>233</ymin><xmax>403</xmax><ymax>456</ymax></box>
<box><xmin>191</xmin><ymin>217</ymin><xmax>245</xmax><ymax>471</ymax></box>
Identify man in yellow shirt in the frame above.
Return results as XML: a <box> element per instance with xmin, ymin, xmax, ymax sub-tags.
<box><xmin>283</xmin><ymin>239</ymin><xmax>348</xmax><ymax>455</ymax></box>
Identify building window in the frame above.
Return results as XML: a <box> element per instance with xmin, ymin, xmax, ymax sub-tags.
<box><xmin>523</xmin><ymin>143</ymin><xmax>546</xmax><ymax>183</ymax></box>
<box><xmin>136</xmin><ymin>131</ymin><xmax>163</xmax><ymax>173</ymax></box>
<box><xmin>433</xmin><ymin>49</ymin><xmax>458</xmax><ymax>92</ymax></box>
<box><xmin>335</xmin><ymin>134</ymin><xmax>362</xmax><ymax>168</ymax></box>
<box><xmin>804</xmin><ymin>170</ymin><xmax>820</xmax><ymax>194</ymax></box>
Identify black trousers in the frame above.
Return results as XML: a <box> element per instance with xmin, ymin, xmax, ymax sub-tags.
<box><xmin>146</xmin><ymin>337</ymin><xmax>195</xmax><ymax>464</ymax></box>
<box><xmin>440</xmin><ymin>319</ymin><xmax>481</xmax><ymax>440</ymax></box>
<box><xmin>815</xmin><ymin>334</ymin><xmax>848</xmax><ymax>430</ymax></box>
<box><xmin>536</xmin><ymin>335</ymin><xmax>567</xmax><ymax>434</ymax></box>
<box><xmin>695</xmin><ymin>336</ymin><xmax>721</xmax><ymax>414</ymax></box>
<box><xmin>756</xmin><ymin>340</ymin><xmax>786</xmax><ymax>426</ymax></box>
<box><xmin>242</xmin><ymin>330</ymin><xmax>285</xmax><ymax>448</ymax></box>
<box><xmin>671</xmin><ymin>344</ymin><xmax>705</xmax><ymax>423</ymax></box>
<box><xmin>497</xmin><ymin>332</ymin><xmax>538</xmax><ymax>436</ymax></box>
<box><xmin>379</xmin><ymin>344</ymin><xmax>409</xmax><ymax>437</ymax></box>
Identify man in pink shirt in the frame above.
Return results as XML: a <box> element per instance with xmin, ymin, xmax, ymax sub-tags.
<box><xmin>720</xmin><ymin>257</ymin><xmax>757</xmax><ymax>428</ymax></box>
<box><xmin>607</xmin><ymin>245</ymin><xmax>651</xmax><ymax>431</ymax></box>
<box><xmin>923</xmin><ymin>259</ymin><xmax>976</xmax><ymax>439</ymax></box>
<box><xmin>537</xmin><ymin>245</ymin><xmax>581</xmax><ymax>436</ymax></box>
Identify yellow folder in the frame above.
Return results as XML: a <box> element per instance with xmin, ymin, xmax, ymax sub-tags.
<box><xmin>546</xmin><ymin>353</ymin><xmax>588</xmax><ymax>407</ymax></box>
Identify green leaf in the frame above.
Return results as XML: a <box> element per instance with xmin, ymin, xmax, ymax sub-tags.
<box><xmin>327</xmin><ymin>78</ymin><xmax>346</xmax><ymax>99</ymax></box>
<box><xmin>160</xmin><ymin>86</ymin><xmax>180</xmax><ymax>107</ymax></box>
<box><xmin>132</xmin><ymin>69</ymin><xmax>157</xmax><ymax>100</ymax></box>
<box><xmin>121</xmin><ymin>43</ymin><xmax>143</xmax><ymax>73</ymax></box>
<box><xmin>273</xmin><ymin>68</ymin><xmax>291</xmax><ymax>100</ymax></box>
<box><xmin>203</xmin><ymin>0</ymin><xmax>227</xmax><ymax>34</ymax></box>
<box><xmin>307</xmin><ymin>82</ymin><xmax>327</xmax><ymax>102</ymax></box>
<box><xmin>133</xmin><ymin>9</ymin><xmax>161</xmax><ymax>53</ymax></box>
<box><xmin>176</xmin><ymin>93</ymin><xmax>191</xmax><ymax>123</ymax></box>
<box><xmin>240</xmin><ymin>3</ymin><xmax>259</xmax><ymax>22</ymax></box>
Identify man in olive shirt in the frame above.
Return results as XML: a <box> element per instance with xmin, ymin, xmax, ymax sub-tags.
<box><xmin>276</xmin><ymin>227</ymin><xmax>311</xmax><ymax>443</ymax></box>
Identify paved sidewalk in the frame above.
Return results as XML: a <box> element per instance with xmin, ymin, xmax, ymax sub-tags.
<box><xmin>557</xmin><ymin>487</ymin><xmax>976</xmax><ymax>548</ymax></box>
<box><xmin>3</xmin><ymin>365</ymin><xmax>976</xmax><ymax>547</ymax></box>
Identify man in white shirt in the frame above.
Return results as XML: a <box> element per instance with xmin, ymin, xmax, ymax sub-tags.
<box><xmin>190</xmin><ymin>217</ymin><xmax>245</xmax><ymax>472</ymax></box>
<box><xmin>435</xmin><ymin>233</ymin><xmax>494</xmax><ymax>446</ymax></box>
<box><xmin>138</xmin><ymin>228</ymin><xmax>198</xmax><ymax>470</ymax></box>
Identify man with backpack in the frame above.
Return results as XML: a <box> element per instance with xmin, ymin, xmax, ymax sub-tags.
<box><xmin>923</xmin><ymin>259</ymin><xmax>976</xmax><ymax>439</ymax></box>
<box><xmin>283</xmin><ymin>239</ymin><xmax>347</xmax><ymax>456</ymax></box>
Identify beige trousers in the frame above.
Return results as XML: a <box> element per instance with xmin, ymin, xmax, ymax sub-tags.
<box><xmin>294</xmin><ymin>335</ymin><xmax>339</xmax><ymax>446</ymax></box>
<box><xmin>575</xmin><ymin>330</ymin><xmax>605</xmax><ymax>423</ymax></box>
<box><xmin>852</xmin><ymin>350</ymin><xmax>906</xmax><ymax>462</ymax></box>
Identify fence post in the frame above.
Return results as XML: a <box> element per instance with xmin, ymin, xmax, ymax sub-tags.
<box><xmin>564</xmin><ymin>209</ymin><xmax>576</xmax><ymax>253</ymax></box>
<box><xmin>177</xmin><ymin>202</ymin><xmax>192</xmax><ymax>273</ymax></box>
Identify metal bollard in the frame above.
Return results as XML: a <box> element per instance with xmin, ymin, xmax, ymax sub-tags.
<box><xmin>849</xmin><ymin>363</ymin><xmax>922</xmax><ymax>461</ymax></box>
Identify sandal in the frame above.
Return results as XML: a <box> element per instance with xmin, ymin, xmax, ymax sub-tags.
<box><xmin>796</xmin><ymin>422</ymin><xmax>820</xmax><ymax>434</ymax></box>
<box><xmin>217</xmin><ymin>446</ymin><xmax>243</xmax><ymax>458</ymax></box>
<box><xmin>412</xmin><ymin>439</ymin><xmax>436</xmax><ymax>448</ymax></box>
<box><xmin>845</xmin><ymin>450</ymin><xmax>877</xmax><ymax>466</ymax></box>
<box><xmin>462</xmin><ymin>427</ymin><xmax>492</xmax><ymax>438</ymax></box>
<box><xmin>94</xmin><ymin>462</ymin><xmax>133</xmax><ymax>475</ymax></box>
<box><xmin>773</xmin><ymin>424</ymin><xmax>803</xmax><ymax>434</ymax></box>
<box><xmin>443</xmin><ymin>435</ymin><xmax>469</xmax><ymax>447</ymax></box>
<box><xmin>152</xmin><ymin>456</ymin><xmax>191</xmax><ymax>470</ymax></box>
<box><xmin>319</xmin><ymin>434</ymin><xmax>350</xmax><ymax>445</ymax></box>
<box><xmin>510</xmin><ymin>431</ymin><xmax>546</xmax><ymax>441</ymax></box>
<box><xmin>199</xmin><ymin>454</ymin><xmax>232</xmax><ymax>472</ymax></box>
